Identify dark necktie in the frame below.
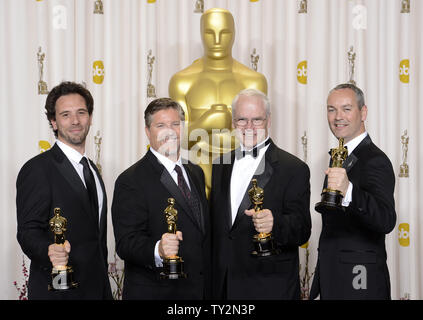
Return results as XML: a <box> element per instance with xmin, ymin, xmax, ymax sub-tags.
<box><xmin>174</xmin><ymin>165</ymin><xmax>191</xmax><ymax>200</ymax></box>
<box><xmin>174</xmin><ymin>164</ymin><xmax>204</xmax><ymax>232</ymax></box>
<box><xmin>80</xmin><ymin>157</ymin><xmax>99</xmax><ymax>217</ymax></box>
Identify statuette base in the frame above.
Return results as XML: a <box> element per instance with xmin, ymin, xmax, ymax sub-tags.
<box><xmin>160</xmin><ymin>256</ymin><xmax>187</xmax><ymax>280</ymax></box>
<box><xmin>48</xmin><ymin>266</ymin><xmax>78</xmax><ymax>291</ymax></box>
<box><xmin>251</xmin><ymin>233</ymin><xmax>280</xmax><ymax>257</ymax></box>
<box><xmin>315</xmin><ymin>189</ymin><xmax>345</xmax><ymax>213</ymax></box>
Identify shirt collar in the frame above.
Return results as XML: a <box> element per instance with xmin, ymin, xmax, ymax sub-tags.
<box><xmin>344</xmin><ymin>132</ymin><xmax>368</xmax><ymax>155</ymax></box>
<box><xmin>56</xmin><ymin>140</ymin><xmax>86</xmax><ymax>163</ymax></box>
<box><xmin>149</xmin><ymin>147</ymin><xmax>183</xmax><ymax>172</ymax></box>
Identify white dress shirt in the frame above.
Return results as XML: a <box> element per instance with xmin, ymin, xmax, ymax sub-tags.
<box><xmin>230</xmin><ymin>137</ymin><xmax>270</xmax><ymax>225</ymax></box>
<box><xmin>149</xmin><ymin>147</ymin><xmax>190</xmax><ymax>267</ymax></box>
<box><xmin>56</xmin><ymin>140</ymin><xmax>103</xmax><ymax>223</ymax></box>
<box><xmin>150</xmin><ymin>147</ymin><xmax>191</xmax><ymax>190</ymax></box>
<box><xmin>341</xmin><ymin>131</ymin><xmax>368</xmax><ymax>207</ymax></box>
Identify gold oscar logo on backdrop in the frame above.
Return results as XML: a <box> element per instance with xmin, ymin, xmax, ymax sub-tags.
<box><xmin>301</xmin><ymin>131</ymin><xmax>307</xmax><ymax>163</ymax></box>
<box><xmin>399</xmin><ymin>59</ymin><xmax>409</xmax><ymax>83</ymax></box>
<box><xmin>347</xmin><ymin>46</ymin><xmax>357</xmax><ymax>85</ymax></box>
<box><xmin>250</xmin><ymin>48</ymin><xmax>259</xmax><ymax>72</ymax></box>
<box><xmin>298</xmin><ymin>0</ymin><xmax>307</xmax><ymax>13</ymax></box>
<box><xmin>194</xmin><ymin>0</ymin><xmax>204</xmax><ymax>13</ymax></box>
<box><xmin>94</xmin><ymin>0</ymin><xmax>104</xmax><ymax>14</ymax></box>
<box><xmin>401</xmin><ymin>0</ymin><xmax>410</xmax><ymax>13</ymax></box>
<box><xmin>39</xmin><ymin>140</ymin><xmax>51</xmax><ymax>153</ymax></box>
<box><xmin>399</xmin><ymin>130</ymin><xmax>409</xmax><ymax>177</ymax></box>
<box><xmin>94</xmin><ymin>130</ymin><xmax>102</xmax><ymax>176</ymax></box>
<box><xmin>147</xmin><ymin>50</ymin><xmax>157</xmax><ymax>98</ymax></box>
<box><xmin>37</xmin><ymin>47</ymin><xmax>49</xmax><ymax>95</ymax></box>
<box><xmin>297</xmin><ymin>60</ymin><xmax>307</xmax><ymax>84</ymax></box>
<box><xmin>398</xmin><ymin>223</ymin><xmax>410</xmax><ymax>247</ymax></box>
<box><xmin>93</xmin><ymin>60</ymin><xmax>105</xmax><ymax>84</ymax></box>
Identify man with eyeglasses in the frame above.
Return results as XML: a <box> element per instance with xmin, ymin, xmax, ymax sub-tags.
<box><xmin>111</xmin><ymin>98</ymin><xmax>211</xmax><ymax>299</ymax></box>
<box><xmin>210</xmin><ymin>88</ymin><xmax>311</xmax><ymax>299</ymax></box>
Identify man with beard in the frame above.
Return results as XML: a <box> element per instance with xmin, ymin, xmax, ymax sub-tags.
<box><xmin>16</xmin><ymin>81</ymin><xmax>112</xmax><ymax>299</ymax></box>
<box><xmin>112</xmin><ymin>98</ymin><xmax>210</xmax><ymax>299</ymax></box>
<box><xmin>210</xmin><ymin>89</ymin><xmax>311</xmax><ymax>299</ymax></box>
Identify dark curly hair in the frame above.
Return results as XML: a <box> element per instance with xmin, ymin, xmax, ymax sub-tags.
<box><xmin>45</xmin><ymin>81</ymin><xmax>94</xmax><ymax>137</ymax></box>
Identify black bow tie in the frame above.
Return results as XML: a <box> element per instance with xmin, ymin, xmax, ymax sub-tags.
<box><xmin>235</xmin><ymin>139</ymin><xmax>271</xmax><ymax>160</ymax></box>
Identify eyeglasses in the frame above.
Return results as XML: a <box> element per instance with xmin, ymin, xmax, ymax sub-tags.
<box><xmin>235</xmin><ymin>118</ymin><xmax>267</xmax><ymax>127</ymax></box>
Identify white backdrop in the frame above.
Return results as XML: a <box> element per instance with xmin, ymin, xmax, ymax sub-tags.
<box><xmin>0</xmin><ymin>0</ymin><xmax>421</xmax><ymax>300</ymax></box>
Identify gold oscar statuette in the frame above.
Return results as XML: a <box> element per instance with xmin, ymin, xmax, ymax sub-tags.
<box><xmin>94</xmin><ymin>130</ymin><xmax>102</xmax><ymax>176</ymax></box>
<box><xmin>298</xmin><ymin>0</ymin><xmax>307</xmax><ymax>14</ymax></box>
<box><xmin>315</xmin><ymin>138</ymin><xmax>348</xmax><ymax>213</ymax></box>
<box><xmin>347</xmin><ymin>46</ymin><xmax>356</xmax><ymax>85</ymax></box>
<box><xmin>194</xmin><ymin>0</ymin><xmax>204</xmax><ymax>13</ymax></box>
<box><xmin>248</xmin><ymin>179</ymin><xmax>280</xmax><ymax>257</ymax></box>
<box><xmin>169</xmin><ymin>8</ymin><xmax>268</xmax><ymax>197</ymax></box>
<box><xmin>37</xmin><ymin>47</ymin><xmax>49</xmax><ymax>95</ymax></box>
<box><xmin>48</xmin><ymin>208</ymin><xmax>78</xmax><ymax>291</ymax></box>
<box><xmin>401</xmin><ymin>0</ymin><xmax>410</xmax><ymax>13</ymax></box>
<box><xmin>250</xmin><ymin>48</ymin><xmax>259</xmax><ymax>72</ymax></box>
<box><xmin>160</xmin><ymin>198</ymin><xmax>187</xmax><ymax>279</ymax></box>
<box><xmin>399</xmin><ymin>130</ymin><xmax>409</xmax><ymax>177</ymax></box>
<box><xmin>94</xmin><ymin>0</ymin><xmax>104</xmax><ymax>14</ymax></box>
<box><xmin>147</xmin><ymin>50</ymin><xmax>157</xmax><ymax>98</ymax></box>
<box><xmin>301</xmin><ymin>131</ymin><xmax>308</xmax><ymax>163</ymax></box>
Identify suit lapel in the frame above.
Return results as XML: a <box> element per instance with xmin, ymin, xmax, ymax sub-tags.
<box><xmin>90</xmin><ymin>159</ymin><xmax>105</xmax><ymax>232</ymax></box>
<box><xmin>255</xmin><ymin>143</ymin><xmax>275</xmax><ymax>189</ymax></box>
<box><xmin>221</xmin><ymin>152</ymin><xmax>236</xmax><ymax>230</ymax></box>
<box><xmin>184</xmin><ymin>163</ymin><xmax>206</xmax><ymax>234</ymax></box>
<box><xmin>50</xmin><ymin>144</ymin><xmax>97</xmax><ymax>227</ymax></box>
<box><xmin>343</xmin><ymin>153</ymin><xmax>358</xmax><ymax>172</ymax></box>
<box><xmin>146</xmin><ymin>150</ymin><xmax>202</xmax><ymax>232</ymax></box>
<box><xmin>343</xmin><ymin>135</ymin><xmax>372</xmax><ymax>172</ymax></box>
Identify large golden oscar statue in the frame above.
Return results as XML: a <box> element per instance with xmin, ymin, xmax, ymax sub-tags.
<box><xmin>169</xmin><ymin>8</ymin><xmax>268</xmax><ymax>196</ymax></box>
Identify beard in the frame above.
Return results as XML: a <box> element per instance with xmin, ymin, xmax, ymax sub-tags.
<box><xmin>57</xmin><ymin>125</ymin><xmax>90</xmax><ymax>147</ymax></box>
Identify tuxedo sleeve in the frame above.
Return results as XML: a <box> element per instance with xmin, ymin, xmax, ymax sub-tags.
<box><xmin>348</xmin><ymin>154</ymin><xmax>396</xmax><ymax>234</ymax></box>
<box><xmin>111</xmin><ymin>173</ymin><xmax>157</xmax><ymax>269</ymax></box>
<box><xmin>16</xmin><ymin>161</ymin><xmax>52</xmax><ymax>268</ymax></box>
<box><xmin>272</xmin><ymin>163</ymin><xmax>311</xmax><ymax>247</ymax></box>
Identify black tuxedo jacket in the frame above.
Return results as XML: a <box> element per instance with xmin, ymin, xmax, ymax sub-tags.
<box><xmin>16</xmin><ymin>143</ymin><xmax>112</xmax><ymax>299</ymax></box>
<box><xmin>210</xmin><ymin>140</ymin><xmax>311</xmax><ymax>299</ymax></box>
<box><xmin>111</xmin><ymin>150</ymin><xmax>211</xmax><ymax>300</ymax></box>
<box><xmin>310</xmin><ymin>135</ymin><xmax>396</xmax><ymax>300</ymax></box>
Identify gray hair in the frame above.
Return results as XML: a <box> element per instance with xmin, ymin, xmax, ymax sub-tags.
<box><xmin>231</xmin><ymin>88</ymin><xmax>270</xmax><ymax>119</ymax></box>
<box><xmin>328</xmin><ymin>83</ymin><xmax>366</xmax><ymax>110</ymax></box>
